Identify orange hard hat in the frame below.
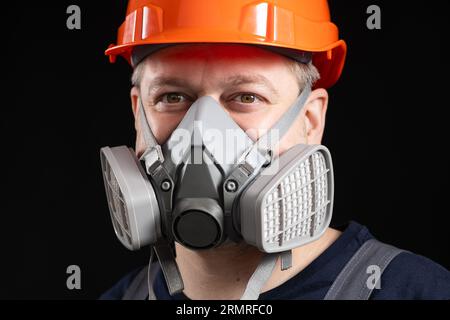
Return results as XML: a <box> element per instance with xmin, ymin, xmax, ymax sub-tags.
<box><xmin>106</xmin><ymin>0</ymin><xmax>347</xmax><ymax>89</ymax></box>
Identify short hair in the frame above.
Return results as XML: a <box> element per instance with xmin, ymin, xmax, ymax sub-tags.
<box><xmin>285</xmin><ymin>59</ymin><xmax>320</xmax><ymax>92</ymax></box>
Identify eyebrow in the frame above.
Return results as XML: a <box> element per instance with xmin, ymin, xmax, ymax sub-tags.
<box><xmin>147</xmin><ymin>76</ymin><xmax>193</xmax><ymax>96</ymax></box>
<box><xmin>223</xmin><ymin>74</ymin><xmax>279</xmax><ymax>97</ymax></box>
<box><xmin>146</xmin><ymin>74</ymin><xmax>280</xmax><ymax>97</ymax></box>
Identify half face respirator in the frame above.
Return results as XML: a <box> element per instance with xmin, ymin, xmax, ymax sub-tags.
<box><xmin>100</xmin><ymin>84</ymin><xmax>334</xmax><ymax>299</ymax></box>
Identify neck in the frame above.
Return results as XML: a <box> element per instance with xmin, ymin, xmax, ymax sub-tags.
<box><xmin>175</xmin><ymin>227</ymin><xmax>341</xmax><ymax>300</ymax></box>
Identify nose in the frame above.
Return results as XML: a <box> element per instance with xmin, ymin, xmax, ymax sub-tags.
<box><xmin>174</xmin><ymin>95</ymin><xmax>233</xmax><ymax>134</ymax></box>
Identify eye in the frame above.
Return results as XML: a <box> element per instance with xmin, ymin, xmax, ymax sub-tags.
<box><xmin>161</xmin><ymin>92</ymin><xmax>188</xmax><ymax>104</ymax></box>
<box><xmin>151</xmin><ymin>92</ymin><xmax>194</xmax><ymax>112</ymax></box>
<box><xmin>233</xmin><ymin>93</ymin><xmax>259</xmax><ymax>104</ymax></box>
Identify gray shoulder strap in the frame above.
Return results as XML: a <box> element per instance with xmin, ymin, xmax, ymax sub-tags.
<box><xmin>324</xmin><ymin>239</ymin><xmax>405</xmax><ymax>300</ymax></box>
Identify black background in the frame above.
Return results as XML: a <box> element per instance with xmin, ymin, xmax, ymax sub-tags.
<box><xmin>1</xmin><ymin>1</ymin><xmax>449</xmax><ymax>299</ymax></box>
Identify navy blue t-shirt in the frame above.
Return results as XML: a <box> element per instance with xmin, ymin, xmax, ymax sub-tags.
<box><xmin>100</xmin><ymin>221</ymin><xmax>450</xmax><ymax>300</ymax></box>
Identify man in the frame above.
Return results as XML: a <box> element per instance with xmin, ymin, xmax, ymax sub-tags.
<box><xmin>100</xmin><ymin>0</ymin><xmax>450</xmax><ymax>300</ymax></box>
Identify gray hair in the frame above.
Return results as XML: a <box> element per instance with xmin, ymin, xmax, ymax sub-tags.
<box><xmin>285</xmin><ymin>60</ymin><xmax>320</xmax><ymax>92</ymax></box>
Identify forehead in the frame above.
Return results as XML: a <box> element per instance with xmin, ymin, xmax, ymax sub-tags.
<box><xmin>139</xmin><ymin>44</ymin><xmax>297</xmax><ymax>92</ymax></box>
<box><xmin>140</xmin><ymin>44</ymin><xmax>295</xmax><ymax>86</ymax></box>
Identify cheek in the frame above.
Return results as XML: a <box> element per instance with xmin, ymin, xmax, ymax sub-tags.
<box><xmin>135</xmin><ymin>133</ymin><xmax>147</xmax><ymax>158</ymax></box>
<box><xmin>275</xmin><ymin>117</ymin><xmax>307</xmax><ymax>156</ymax></box>
<box><xmin>147</xmin><ymin>111</ymin><xmax>185</xmax><ymax>144</ymax></box>
<box><xmin>135</xmin><ymin>111</ymin><xmax>185</xmax><ymax>157</ymax></box>
<box><xmin>230</xmin><ymin>108</ymin><xmax>283</xmax><ymax>142</ymax></box>
<box><xmin>229</xmin><ymin>107</ymin><xmax>306</xmax><ymax>156</ymax></box>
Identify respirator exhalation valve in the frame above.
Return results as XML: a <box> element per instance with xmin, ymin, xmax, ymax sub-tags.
<box><xmin>172</xmin><ymin>198</ymin><xmax>224</xmax><ymax>249</ymax></box>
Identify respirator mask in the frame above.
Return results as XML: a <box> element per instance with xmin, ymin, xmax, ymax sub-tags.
<box><xmin>100</xmin><ymin>84</ymin><xmax>334</xmax><ymax>299</ymax></box>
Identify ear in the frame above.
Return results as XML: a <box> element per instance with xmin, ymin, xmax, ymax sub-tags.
<box><xmin>303</xmin><ymin>88</ymin><xmax>328</xmax><ymax>144</ymax></box>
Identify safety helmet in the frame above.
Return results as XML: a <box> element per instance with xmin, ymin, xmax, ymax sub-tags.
<box><xmin>106</xmin><ymin>0</ymin><xmax>347</xmax><ymax>88</ymax></box>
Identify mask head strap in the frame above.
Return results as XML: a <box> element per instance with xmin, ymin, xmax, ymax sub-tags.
<box><xmin>230</xmin><ymin>85</ymin><xmax>312</xmax><ymax>179</ymax></box>
<box><xmin>138</xmin><ymin>97</ymin><xmax>165</xmax><ymax>173</ymax></box>
<box><xmin>257</xmin><ymin>84</ymin><xmax>312</xmax><ymax>152</ymax></box>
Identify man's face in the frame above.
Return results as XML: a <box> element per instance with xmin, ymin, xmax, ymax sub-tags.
<box><xmin>131</xmin><ymin>44</ymin><xmax>328</xmax><ymax>157</ymax></box>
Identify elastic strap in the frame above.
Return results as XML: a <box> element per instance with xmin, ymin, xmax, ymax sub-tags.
<box><xmin>122</xmin><ymin>246</ymin><xmax>158</xmax><ymax>300</ymax></box>
<box><xmin>280</xmin><ymin>250</ymin><xmax>293</xmax><ymax>271</ymax></box>
<box><xmin>138</xmin><ymin>97</ymin><xmax>165</xmax><ymax>170</ymax></box>
<box><xmin>240</xmin><ymin>253</ymin><xmax>279</xmax><ymax>300</ymax></box>
<box><xmin>256</xmin><ymin>85</ymin><xmax>311</xmax><ymax>152</ymax></box>
<box><xmin>240</xmin><ymin>85</ymin><xmax>311</xmax><ymax>172</ymax></box>
<box><xmin>154</xmin><ymin>243</ymin><xmax>184</xmax><ymax>296</ymax></box>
